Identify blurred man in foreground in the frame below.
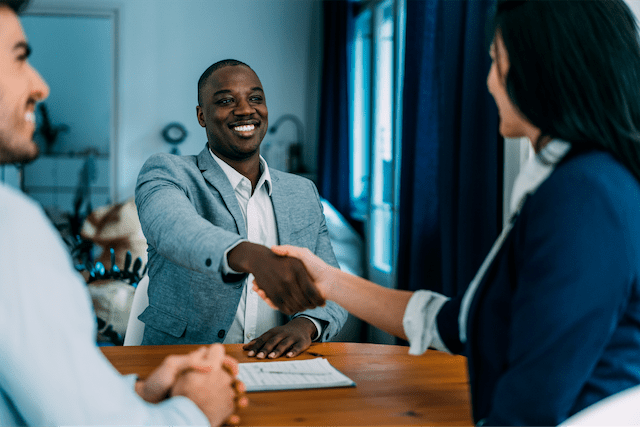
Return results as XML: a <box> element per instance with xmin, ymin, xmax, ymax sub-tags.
<box><xmin>0</xmin><ymin>1</ymin><xmax>246</xmax><ymax>425</ymax></box>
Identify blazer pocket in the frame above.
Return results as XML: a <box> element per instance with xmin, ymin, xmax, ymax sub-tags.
<box><xmin>139</xmin><ymin>305</ymin><xmax>188</xmax><ymax>338</ymax></box>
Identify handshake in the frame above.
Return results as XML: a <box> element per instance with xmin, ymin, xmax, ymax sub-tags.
<box><xmin>227</xmin><ymin>243</ymin><xmax>335</xmax><ymax>315</ymax></box>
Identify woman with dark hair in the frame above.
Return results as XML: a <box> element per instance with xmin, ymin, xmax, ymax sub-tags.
<box><xmin>255</xmin><ymin>0</ymin><xmax>640</xmax><ymax>425</ymax></box>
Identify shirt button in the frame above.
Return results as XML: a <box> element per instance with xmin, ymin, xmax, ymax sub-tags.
<box><xmin>246</xmin><ymin>332</ymin><xmax>253</xmax><ymax>340</ymax></box>
<box><xmin>218</xmin><ymin>329</ymin><xmax>226</xmax><ymax>339</ymax></box>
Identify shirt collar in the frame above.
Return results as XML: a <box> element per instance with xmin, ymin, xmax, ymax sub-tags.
<box><xmin>208</xmin><ymin>147</ymin><xmax>272</xmax><ymax>196</ymax></box>
<box><xmin>510</xmin><ymin>138</ymin><xmax>571</xmax><ymax>216</ymax></box>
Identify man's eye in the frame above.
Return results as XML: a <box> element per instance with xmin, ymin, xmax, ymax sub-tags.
<box><xmin>250</xmin><ymin>97</ymin><xmax>263</xmax><ymax>102</ymax></box>
<box><xmin>17</xmin><ymin>46</ymin><xmax>31</xmax><ymax>62</ymax></box>
<box><xmin>16</xmin><ymin>52</ymin><xmax>30</xmax><ymax>62</ymax></box>
<box><xmin>217</xmin><ymin>99</ymin><xmax>232</xmax><ymax>105</ymax></box>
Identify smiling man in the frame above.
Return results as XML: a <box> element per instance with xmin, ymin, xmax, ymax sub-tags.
<box><xmin>135</xmin><ymin>59</ymin><xmax>346</xmax><ymax>359</ymax></box>
<box><xmin>0</xmin><ymin>7</ymin><xmax>43</xmax><ymax>164</ymax></box>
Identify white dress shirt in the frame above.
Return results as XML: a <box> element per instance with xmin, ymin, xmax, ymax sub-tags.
<box><xmin>0</xmin><ymin>184</ymin><xmax>208</xmax><ymax>426</ymax></box>
<box><xmin>402</xmin><ymin>139</ymin><xmax>571</xmax><ymax>355</ymax></box>
<box><xmin>210</xmin><ymin>150</ymin><xmax>322</xmax><ymax>343</ymax></box>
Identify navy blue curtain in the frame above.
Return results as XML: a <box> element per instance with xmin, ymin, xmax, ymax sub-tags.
<box><xmin>397</xmin><ymin>0</ymin><xmax>500</xmax><ymax>297</ymax></box>
<box><xmin>317</xmin><ymin>1</ymin><xmax>355</xmax><ymax>220</ymax></box>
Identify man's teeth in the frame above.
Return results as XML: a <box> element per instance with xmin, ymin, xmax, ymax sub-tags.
<box><xmin>234</xmin><ymin>124</ymin><xmax>255</xmax><ymax>132</ymax></box>
<box><xmin>25</xmin><ymin>111</ymin><xmax>35</xmax><ymax>124</ymax></box>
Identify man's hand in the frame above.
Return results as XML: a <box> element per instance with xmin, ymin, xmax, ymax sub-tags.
<box><xmin>135</xmin><ymin>345</ymin><xmax>213</xmax><ymax>403</ymax></box>
<box><xmin>170</xmin><ymin>344</ymin><xmax>248</xmax><ymax>427</ymax></box>
<box><xmin>228</xmin><ymin>242</ymin><xmax>325</xmax><ymax>315</ymax></box>
<box><xmin>243</xmin><ymin>317</ymin><xmax>317</xmax><ymax>359</ymax></box>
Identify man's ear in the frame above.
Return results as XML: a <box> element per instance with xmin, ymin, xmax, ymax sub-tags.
<box><xmin>196</xmin><ymin>106</ymin><xmax>206</xmax><ymax>127</ymax></box>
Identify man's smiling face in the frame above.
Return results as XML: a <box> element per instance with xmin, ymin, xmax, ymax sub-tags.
<box><xmin>197</xmin><ymin>65</ymin><xmax>268</xmax><ymax>163</ymax></box>
<box><xmin>0</xmin><ymin>5</ymin><xmax>49</xmax><ymax>164</ymax></box>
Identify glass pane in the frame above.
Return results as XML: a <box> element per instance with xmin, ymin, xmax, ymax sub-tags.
<box><xmin>350</xmin><ymin>9</ymin><xmax>371</xmax><ymax>220</ymax></box>
<box><xmin>370</xmin><ymin>0</ymin><xmax>394</xmax><ymax>273</ymax></box>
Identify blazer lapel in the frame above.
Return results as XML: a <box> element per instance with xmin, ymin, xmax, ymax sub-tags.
<box><xmin>269</xmin><ymin>172</ymin><xmax>290</xmax><ymax>245</ymax></box>
<box><xmin>196</xmin><ymin>146</ymin><xmax>247</xmax><ymax>238</ymax></box>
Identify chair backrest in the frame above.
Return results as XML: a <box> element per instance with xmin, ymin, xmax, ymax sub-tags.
<box><xmin>123</xmin><ymin>275</ymin><xmax>149</xmax><ymax>346</ymax></box>
<box><xmin>560</xmin><ymin>384</ymin><xmax>640</xmax><ymax>426</ymax></box>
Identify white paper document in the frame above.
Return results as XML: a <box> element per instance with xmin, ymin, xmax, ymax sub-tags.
<box><xmin>238</xmin><ymin>357</ymin><xmax>356</xmax><ymax>392</ymax></box>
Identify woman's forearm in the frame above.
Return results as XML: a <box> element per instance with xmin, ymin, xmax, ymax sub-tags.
<box><xmin>325</xmin><ymin>268</ymin><xmax>414</xmax><ymax>340</ymax></box>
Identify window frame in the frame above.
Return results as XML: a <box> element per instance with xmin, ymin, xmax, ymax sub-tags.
<box><xmin>350</xmin><ymin>0</ymin><xmax>406</xmax><ymax>343</ymax></box>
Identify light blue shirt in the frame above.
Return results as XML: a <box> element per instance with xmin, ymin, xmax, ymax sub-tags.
<box><xmin>0</xmin><ymin>184</ymin><xmax>209</xmax><ymax>426</ymax></box>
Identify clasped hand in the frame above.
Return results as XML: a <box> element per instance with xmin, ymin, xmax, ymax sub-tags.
<box><xmin>136</xmin><ymin>344</ymin><xmax>248</xmax><ymax>426</ymax></box>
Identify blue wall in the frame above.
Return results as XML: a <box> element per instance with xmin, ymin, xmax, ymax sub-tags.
<box><xmin>22</xmin><ymin>15</ymin><xmax>113</xmax><ymax>156</ymax></box>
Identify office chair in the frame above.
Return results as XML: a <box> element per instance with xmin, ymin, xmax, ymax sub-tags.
<box><xmin>123</xmin><ymin>275</ymin><xmax>149</xmax><ymax>346</ymax></box>
<box><xmin>561</xmin><ymin>384</ymin><xmax>640</xmax><ymax>425</ymax></box>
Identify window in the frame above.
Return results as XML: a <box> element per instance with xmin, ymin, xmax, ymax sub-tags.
<box><xmin>350</xmin><ymin>0</ymin><xmax>405</xmax><ymax>279</ymax></box>
<box><xmin>351</xmin><ymin>9</ymin><xmax>371</xmax><ymax>221</ymax></box>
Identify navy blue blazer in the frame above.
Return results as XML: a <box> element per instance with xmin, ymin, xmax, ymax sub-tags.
<box><xmin>438</xmin><ymin>149</ymin><xmax>640</xmax><ymax>425</ymax></box>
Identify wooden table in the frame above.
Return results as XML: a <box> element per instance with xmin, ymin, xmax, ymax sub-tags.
<box><xmin>102</xmin><ymin>342</ymin><xmax>473</xmax><ymax>426</ymax></box>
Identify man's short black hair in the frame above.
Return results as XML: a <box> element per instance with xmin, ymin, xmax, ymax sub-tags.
<box><xmin>197</xmin><ymin>59</ymin><xmax>252</xmax><ymax>106</ymax></box>
<box><xmin>0</xmin><ymin>0</ymin><xmax>30</xmax><ymax>13</ymax></box>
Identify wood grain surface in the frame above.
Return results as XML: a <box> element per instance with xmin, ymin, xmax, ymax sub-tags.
<box><xmin>101</xmin><ymin>342</ymin><xmax>473</xmax><ymax>426</ymax></box>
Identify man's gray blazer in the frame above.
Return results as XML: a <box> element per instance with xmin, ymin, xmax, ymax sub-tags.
<box><xmin>135</xmin><ymin>145</ymin><xmax>347</xmax><ymax>345</ymax></box>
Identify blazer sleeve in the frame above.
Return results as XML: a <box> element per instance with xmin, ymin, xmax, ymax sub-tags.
<box><xmin>135</xmin><ymin>153</ymin><xmax>245</xmax><ymax>284</ymax></box>
<box><xmin>436</xmin><ymin>296</ymin><xmax>465</xmax><ymax>354</ymax></box>
<box><xmin>484</xmin><ymin>167</ymin><xmax>638</xmax><ymax>426</ymax></box>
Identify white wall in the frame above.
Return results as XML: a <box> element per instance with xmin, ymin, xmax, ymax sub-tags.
<box><xmin>27</xmin><ymin>0</ymin><xmax>323</xmax><ymax>203</ymax></box>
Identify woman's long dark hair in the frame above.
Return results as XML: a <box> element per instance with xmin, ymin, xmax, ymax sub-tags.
<box><xmin>489</xmin><ymin>0</ymin><xmax>640</xmax><ymax>181</ymax></box>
